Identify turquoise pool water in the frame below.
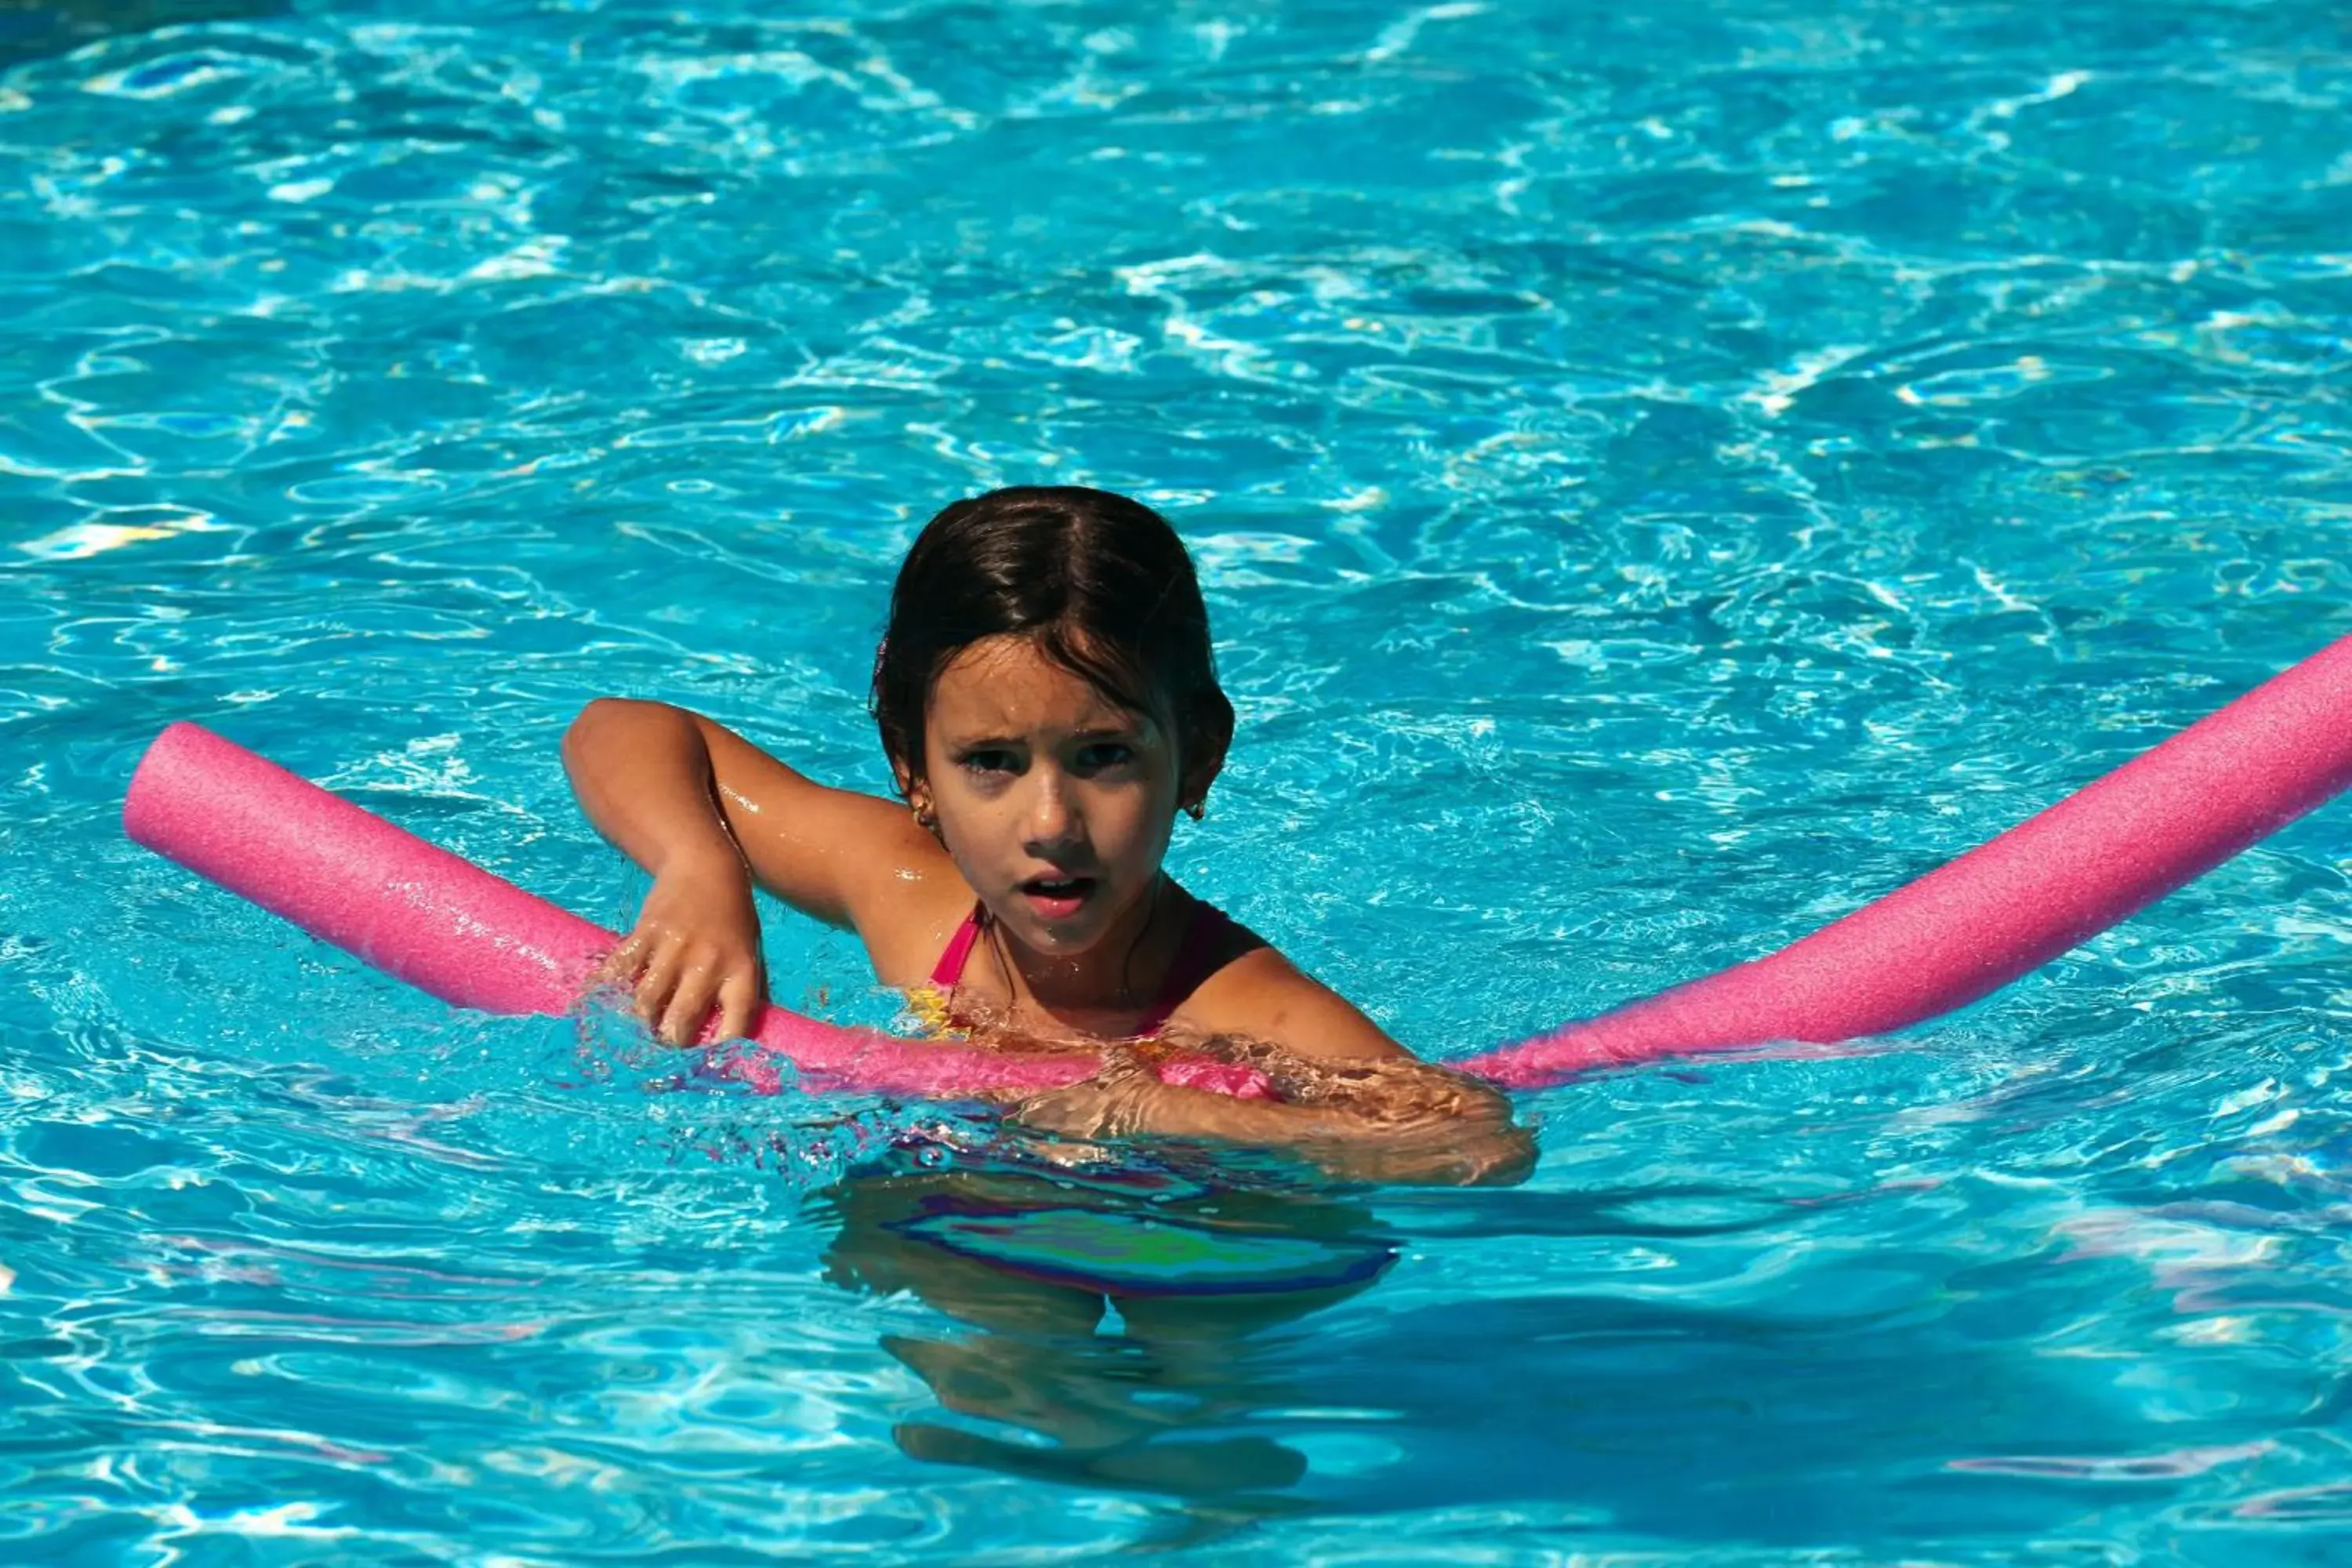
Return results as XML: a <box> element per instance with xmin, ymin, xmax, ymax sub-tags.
<box><xmin>6</xmin><ymin>0</ymin><xmax>2352</xmax><ymax>1559</ymax></box>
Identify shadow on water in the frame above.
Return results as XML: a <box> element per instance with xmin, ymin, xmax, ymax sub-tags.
<box><xmin>820</xmin><ymin>1163</ymin><xmax>2267</xmax><ymax>1548</ymax></box>
<box><xmin>0</xmin><ymin>0</ymin><xmax>283</xmax><ymax>65</ymax></box>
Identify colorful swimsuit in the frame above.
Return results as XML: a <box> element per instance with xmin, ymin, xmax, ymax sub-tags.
<box><xmin>906</xmin><ymin>899</ymin><xmax>1234</xmax><ymax>1039</ymax></box>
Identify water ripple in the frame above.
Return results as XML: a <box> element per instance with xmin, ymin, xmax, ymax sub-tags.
<box><xmin>5</xmin><ymin>0</ymin><xmax>2352</xmax><ymax>1558</ymax></box>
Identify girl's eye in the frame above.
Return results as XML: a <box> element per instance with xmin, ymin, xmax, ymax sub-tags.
<box><xmin>1073</xmin><ymin>742</ymin><xmax>1135</xmax><ymax>773</ymax></box>
<box><xmin>959</xmin><ymin>749</ymin><xmax>1018</xmax><ymax>777</ymax></box>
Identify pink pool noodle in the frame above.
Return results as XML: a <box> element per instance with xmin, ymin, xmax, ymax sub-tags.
<box><xmin>1466</xmin><ymin>631</ymin><xmax>2352</xmax><ymax>1087</ymax></box>
<box><xmin>122</xmin><ymin>630</ymin><xmax>2352</xmax><ymax>1105</ymax></box>
<box><xmin>122</xmin><ymin>722</ymin><xmax>1274</xmax><ymax>1102</ymax></box>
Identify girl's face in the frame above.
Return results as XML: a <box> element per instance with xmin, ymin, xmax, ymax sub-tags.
<box><xmin>915</xmin><ymin>634</ymin><xmax>1185</xmax><ymax>960</ymax></box>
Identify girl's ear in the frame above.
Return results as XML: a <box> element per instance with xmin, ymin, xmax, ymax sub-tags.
<box><xmin>1178</xmin><ymin>706</ymin><xmax>1233</xmax><ymax>816</ymax></box>
<box><xmin>891</xmin><ymin>753</ymin><xmax>932</xmax><ymax>818</ymax></box>
<box><xmin>900</xmin><ymin>771</ymin><xmax>942</xmax><ymax>837</ymax></box>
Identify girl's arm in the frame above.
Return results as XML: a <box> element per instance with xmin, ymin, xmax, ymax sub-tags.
<box><xmin>562</xmin><ymin>699</ymin><xmax>961</xmax><ymax>1040</ymax></box>
<box><xmin>1013</xmin><ymin>1051</ymin><xmax>1534</xmax><ymax>1187</ymax></box>
<box><xmin>997</xmin><ymin>913</ymin><xmax>1535</xmax><ymax>1185</ymax></box>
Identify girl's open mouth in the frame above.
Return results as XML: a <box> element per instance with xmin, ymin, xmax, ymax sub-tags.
<box><xmin>1019</xmin><ymin>875</ymin><xmax>1097</xmax><ymax>921</ymax></box>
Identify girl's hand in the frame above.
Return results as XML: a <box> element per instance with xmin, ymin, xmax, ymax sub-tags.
<box><xmin>1006</xmin><ymin>1048</ymin><xmax>1163</xmax><ymax>1142</ymax></box>
<box><xmin>600</xmin><ymin>850</ymin><xmax>768</xmax><ymax>1045</ymax></box>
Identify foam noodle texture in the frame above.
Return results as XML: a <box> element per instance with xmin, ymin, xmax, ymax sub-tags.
<box><xmin>1466</xmin><ymin>632</ymin><xmax>2352</xmax><ymax>1087</ymax></box>
<box><xmin>123</xmin><ymin>722</ymin><xmax>1276</xmax><ymax>1102</ymax></box>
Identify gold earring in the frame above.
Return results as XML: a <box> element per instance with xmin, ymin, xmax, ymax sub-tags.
<box><xmin>1183</xmin><ymin>799</ymin><xmax>1205</xmax><ymax>822</ymax></box>
<box><xmin>912</xmin><ymin>800</ymin><xmax>937</xmax><ymax>832</ymax></box>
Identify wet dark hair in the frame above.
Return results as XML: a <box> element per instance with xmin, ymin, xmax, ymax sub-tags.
<box><xmin>872</xmin><ymin>485</ymin><xmax>1235</xmax><ymax>805</ymax></box>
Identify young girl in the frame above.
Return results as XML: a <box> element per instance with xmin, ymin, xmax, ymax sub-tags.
<box><xmin>563</xmin><ymin>486</ymin><xmax>1530</xmax><ymax>1185</ymax></box>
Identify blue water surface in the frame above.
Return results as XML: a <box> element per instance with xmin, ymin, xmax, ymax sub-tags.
<box><xmin>5</xmin><ymin>0</ymin><xmax>2352</xmax><ymax>1559</ymax></box>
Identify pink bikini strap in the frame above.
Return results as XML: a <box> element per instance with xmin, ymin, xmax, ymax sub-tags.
<box><xmin>925</xmin><ymin>899</ymin><xmax>1232</xmax><ymax>1036</ymax></box>
<box><xmin>927</xmin><ymin>906</ymin><xmax>985</xmax><ymax>989</ymax></box>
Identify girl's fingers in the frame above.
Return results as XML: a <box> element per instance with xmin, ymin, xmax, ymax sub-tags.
<box><xmin>714</xmin><ymin>971</ymin><xmax>760</xmax><ymax>1044</ymax></box>
<box><xmin>612</xmin><ymin>933</ymin><xmax>763</xmax><ymax>1047</ymax></box>
<box><xmin>633</xmin><ymin>944</ymin><xmax>683</xmax><ymax>1029</ymax></box>
<box><xmin>659</xmin><ymin>962</ymin><xmax>722</xmax><ymax>1047</ymax></box>
<box><xmin>597</xmin><ymin>929</ymin><xmax>648</xmax><ymax>985</ymax></box>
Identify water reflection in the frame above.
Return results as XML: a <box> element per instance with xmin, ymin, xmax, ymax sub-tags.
<box><xmin>818</xmin><ymin>1156</ymin><xmax>1396</xmax><ymax>1501</ymax></box>
<box><xmin>0</xmin><ymin>1</ymin><xmax>283</xmax><ymax>65</ymax></box>
<box><xmin>822</xmin><ymin>1164</ymin><xmax>2301</xmax><ymax>1543</ymax></box>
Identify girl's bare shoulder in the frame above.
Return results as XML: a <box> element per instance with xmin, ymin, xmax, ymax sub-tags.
<box><xmin>854</xmin><ymin>847</ymin><xmax>981</xmax><ymax>992</ymax></box>
<box><xmin>689</xmin><ymin>716</ymin><xmax>973</xmax><ymax>985</ymax></box>
<box><xmin>1171</xmin><ymin>917</ymin><xmax>1410</xmax><ymax>1062</ymax></box>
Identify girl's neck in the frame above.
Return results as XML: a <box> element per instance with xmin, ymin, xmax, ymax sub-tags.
<box><xmin>984</xmin><ymin>873</ymin><xmax>1188</xmax><ymax>1025</ymax></box>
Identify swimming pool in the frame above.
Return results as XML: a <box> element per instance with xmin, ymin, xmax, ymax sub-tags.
<box><xmin>5</xmin><ymin>0</ymin><xmax>2350</xmax><ymax>1558</ymax></box>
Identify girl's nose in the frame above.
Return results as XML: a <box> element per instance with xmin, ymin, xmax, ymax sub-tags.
<box><xmin>1022</xmin><ymin>769</ymin><xmax>1082</xmax><ymax>851</ymax></box>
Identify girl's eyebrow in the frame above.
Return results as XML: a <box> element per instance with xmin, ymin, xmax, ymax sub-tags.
<box><xmin>943</xmin><ymin>718</ymin><xmax>1148</xmax><ymax>749</ymax></box>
